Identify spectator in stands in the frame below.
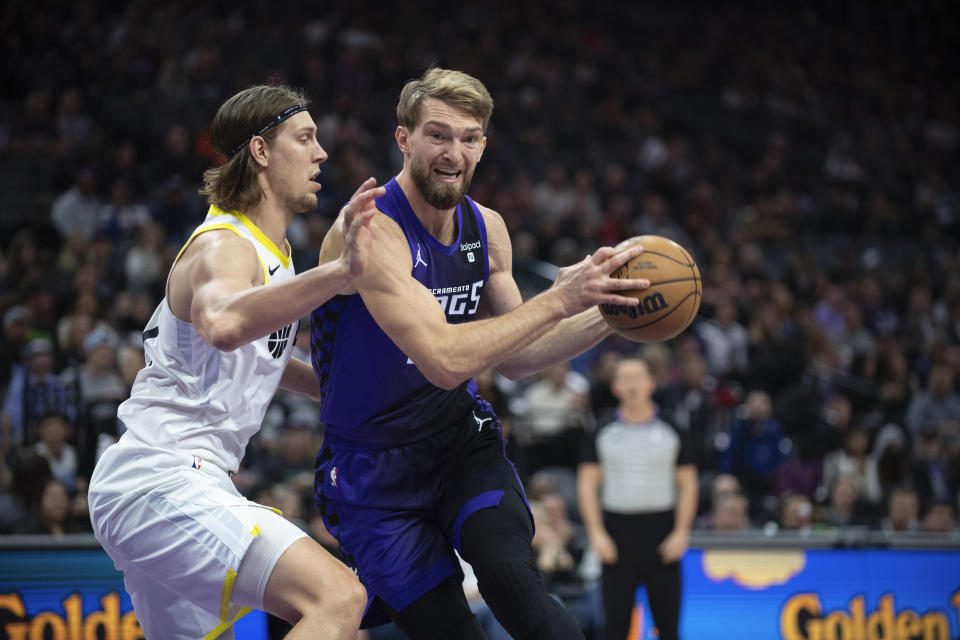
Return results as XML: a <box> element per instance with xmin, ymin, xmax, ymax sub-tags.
<box><xmin>97</xmin><ymin>179</ymin><xmax>152</xmax><ymax>244</ymax></box>
<box><xmin>50</xmin><ymin>167</ymin><xmax>101</xmax><ymax>242</ymax></box>
<box><xmin>587</xmin><ymin>350</ymin><xmax>623</xmax><ymax>424</ymax></box>
<box><xmin>832</xmin><ymin>300</ymin><xmax>876</xmax><ymax>372</ymax></box>
<box><xmin>875</xmin><ymin>346</ymin><xmax>917</xmax><ymax>426</ymax></box>
<box><xmin>813</xmin><ymin>283</ymin><xmax>848</xmax><ymax>340</ymax></box>
<box><xmin>911</xmin><ymin>427</ymin><xmax>957</xmax><ymax>507</ymax></box>
<box><xmin>0</xmin><ymin>450</ymin><xmax>51</xmax><ymax>534</ymax></box>
<box><xmin>920</xmin><ymin>502</ymin><xmax>957</xmax><ymax>535</ymax></box>
<box><xmin>872</xmin><ymin>423</ymin><xmax>911</xmax><ymax>498</ymax></box>
<box><xmin>695</xmin><ymin>473</ymin><xmax>742</xmax><ymax>530</ymax></box>
<box><xmin>778</xmin><ymin>492</ymin><xmax>813</xmax><ymax>532</ymax></box>
<box><xmin>695</xmin><ymin>299</ymin><xmax>749</xmax><ymax>382</ymax></box>
<box><xmin>124</xmin><ymin>220</ymin><xmax>169</xmax><ymax>294</ymax></box>
<box><xmin>818</xmin><ymin>474</ymin><xmax>864</xmax><ymax>528</ymax></box>
<box><xmin>905</xmin><ymin>363</ymin><xmax>960</xmax><ymax>442</ymax></box>
<box><xmin>0</xmin><ymin>305</ymin><xmax>33</xmax><ymax>390</ymax></box>
<box><xmin>879</xmin><ymin>486</ymin><xmax>920</xmax><ymax>534</ymax></box>
<box><xmin>716</xmin><ymin>390</ymin><xmax>786</xmax><ymax>503</ymax></box>
<box><xmin>711</xmin><ymin>493</ymin><xmax>751</xmax><ymax>532</ymax></box>
<box><xmin>2</xmin><ymin>338</ymin><xmax>74</xmax><ymax>450</ymax></box>
<box><xmin>820</xmin><ymin>425</ymin><xmax>883</xmax><ymax>506</ymax></box>
<box><xmin>744</xmin><ymin>299</ymin><xmax>806</xmax><ymax>397</ymax></box>
<box><xmin>516</xmin><ymin>360</ymin><xmax>591</xmax><ymax>474</ymax></box>
<box><xmin>33</xmin><ymin>410</ymin><xmax>78</xmax><ymax>492</ymax></box>
<box><xmin>657</xmin><ymin>351</ymin><xmax>733</xmax><ymax>471</ymax></box>
<box><xmin>30</xmin><ymin>477</ymin><xmax>86</xmax><ymax>536</ymax></box>
<box><xmin>59</xmin><ymin>328</ymin><xmax>125</xmax><ymax>471</ymax></box>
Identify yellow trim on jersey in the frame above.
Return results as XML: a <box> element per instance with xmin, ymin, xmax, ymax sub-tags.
<box><xmin>203</xmin><ymin>607</ymin><xmax>253</xmax><ymax>640</ymax></box>
<box><xmin>250</xmin><ymin>525</ymin><xmax>261</xmax><ymax>537</ymax></box>
<box><xmin>219</xmin><ymin>568</ymin><xmax>238</xmax><ymax>621</ymax></box>
<box><xmin>174</xmin><ymin>223</ymin><xmax>243</xmax><ymax>265</ymax></box>
<box><xmin>208</xmin><ymin>205</ymin><xmax>291</xmax><ymax>269</ymax></box>
<box><xmin>174</xmin><ymin>221</ymin><xmax>269</xmax><ymax>284</ymax></box>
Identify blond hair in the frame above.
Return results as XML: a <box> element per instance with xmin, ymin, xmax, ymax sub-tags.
<box><xmin>199</xmin><ymin>85</ymin><xmax>308</xmax><ymax>212</ymax></box>
<box><xmin>396</xmin><ymin>68</ymin><xmax>494</xmax><ymax>132</ymax></box>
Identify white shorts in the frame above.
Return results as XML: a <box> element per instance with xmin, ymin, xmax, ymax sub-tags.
<box><xmin>89</xmin><ymin>433</ymin><xmax>307</xmax><ymax>640</ymax></box>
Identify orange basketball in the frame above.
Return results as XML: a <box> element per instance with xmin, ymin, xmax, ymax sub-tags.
<box><xmin>599</xmin><ymin>236</ymin><xmax>702</xmax><ymax>343</ymax></box>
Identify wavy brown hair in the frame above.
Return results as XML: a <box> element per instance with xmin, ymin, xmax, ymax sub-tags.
<box><xmin>199</xmin><ymin>85</ymin><xmax>308</xmax><ymax>213</ymax></box>
<box><xmin>396</xmin><ymin>68</ymin><xmax>494</xmax><ymax>133</ymax></box>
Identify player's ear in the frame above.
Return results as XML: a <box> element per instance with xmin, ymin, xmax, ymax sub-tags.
<box><xmin>250</xmin><ymin>136</ymin><xmax>269</xmax><ymax>168</ymax></box>
<box><xmin>395</xmin><ymin>126</ymin><xmax>410</xmax><ymax>153</ymax></box>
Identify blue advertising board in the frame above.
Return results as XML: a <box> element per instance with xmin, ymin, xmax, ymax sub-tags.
<box><xmin>1</xmin><ymin>544</ymin><xmax>958</xmax><ymax>639</ymax></box>
<box><xmin>633</xmin><ymin>548</ymin><xmax>960</xmax><ymax>639</ymax></box>
<box><xmin>0</xmin><ymin>548</ymin><xmax>266</xmax><ymax>639</ymax></box>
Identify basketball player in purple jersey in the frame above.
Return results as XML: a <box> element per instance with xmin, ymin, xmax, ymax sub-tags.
<box><xmin>311</xmin><ymin>68</ymin><xmax>650</xmax><ymax>640</ymax></box>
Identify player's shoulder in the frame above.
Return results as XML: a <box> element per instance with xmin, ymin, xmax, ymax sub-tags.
<box><xmin>182</xmin><ymin>225</ymin><xmax>257</xmax><ymax>263</ymax></box>
<box><xmin>473</xmin><ymin>201</ymin><xmax>506</xmax><ymax>230</ymax></box>
<box><xmin>365</xmin><ymin>206</ymin><xmax>408</xmax><ymax>256</ymax></box>
<box><xmin>473</xmin><ymin>202</ymin><xmax>509</xmax><ymax>249</ymax></box>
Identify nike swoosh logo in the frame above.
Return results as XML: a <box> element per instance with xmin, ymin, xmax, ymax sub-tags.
<box><xmin>268</xmin><ymin>264</ymin><xmax>281</xmax><ymax>276</ymax></box>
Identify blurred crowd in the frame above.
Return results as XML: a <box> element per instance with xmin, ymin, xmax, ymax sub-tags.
<box><xmin>0</xmin><ymin>0</ymin><xmax>957</xmax><ymax>591</ymax></box>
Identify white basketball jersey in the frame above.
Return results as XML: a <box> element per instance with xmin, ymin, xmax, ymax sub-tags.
<box><xmin>118</xmin><ymin>206</ymin><xmax>298</xmax><ymax>472</ymax></box>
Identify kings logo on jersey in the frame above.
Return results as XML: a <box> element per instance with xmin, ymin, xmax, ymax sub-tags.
<box><xmin>268</xmin><ymin>323</ymin><xmax>293</xmax><ymax>359</ymax></box>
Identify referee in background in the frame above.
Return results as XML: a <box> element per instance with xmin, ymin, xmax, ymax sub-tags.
<box><xmin>578</xmin><ymin>356</ymin><xmax>698</xmax><ymax>640</ymax></box>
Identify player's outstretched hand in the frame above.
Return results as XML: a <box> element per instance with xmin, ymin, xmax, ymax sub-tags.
<box><xmin>339</xmin><ymin>177</ymin><xmax>386</xmax><ymax>278</ymax></box>
<box><xmin>550</xmin><ymin>244</ymin><xmax>651</xmax><ymax>316</ymax></box>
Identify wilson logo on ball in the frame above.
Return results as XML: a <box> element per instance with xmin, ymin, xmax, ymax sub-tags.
<box><xmin>601</xmin><ymin>293</ymin><xmax>669</xmax><ymax>318</ymax></box>
<box><xmin>598</xmin><ymin>235</ymin><xmax>702</xmax><ymax>343</ymax></box>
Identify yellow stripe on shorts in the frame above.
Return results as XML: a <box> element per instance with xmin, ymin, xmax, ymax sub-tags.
<box><xmin>219</xmin><ymin>568</ymin><xmax>238</xmax><ymax>621</ymax></box>
<box><xmin>203</xmin><ymin>606</ymin><xmax>253</xmax><ymax>640</ymax></box>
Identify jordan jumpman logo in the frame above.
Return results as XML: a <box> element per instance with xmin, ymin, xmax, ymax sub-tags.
<box><xmin>414</xmin><ymin>244</ymin><xmax>428</xmax><ymax>269</ymax></box>
<box><xmin>473</xmin><ymin>412</ymin><xmax>492</xmax><ymax>432</ymax></box>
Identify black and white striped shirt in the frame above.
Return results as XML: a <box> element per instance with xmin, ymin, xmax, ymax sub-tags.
<box><xmin>582</xmin><ymin>411</ymin><xmax>694</xmax><ymax>514</ymax></box>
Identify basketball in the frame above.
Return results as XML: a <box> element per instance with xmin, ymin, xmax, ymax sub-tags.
<box><xmin>599</xmin><ymin>235</ymin><xmax>702</xmax><ymax>343</ymax></box>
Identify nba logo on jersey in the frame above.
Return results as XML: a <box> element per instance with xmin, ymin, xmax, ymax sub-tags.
<box><xmin>191</xmin><ymin>456</ymin><xmax>202</xmax><ymax>470</ymax></box>
<box><xmin>330</xmin><ymin>466</ymin><xmax>338</xmax><ymax>487</ymax></box>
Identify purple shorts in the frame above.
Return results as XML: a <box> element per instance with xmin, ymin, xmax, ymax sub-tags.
<box><xmin>314</xmin><ymin>403</ymin><xmax>530</xmax><ymax>628</ymax></box>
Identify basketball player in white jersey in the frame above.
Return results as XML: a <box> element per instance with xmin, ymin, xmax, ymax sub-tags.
<box><xmin>88</xmin><ymin>85</ymin><xmax>385</xmax><ymax>640</ymax></box>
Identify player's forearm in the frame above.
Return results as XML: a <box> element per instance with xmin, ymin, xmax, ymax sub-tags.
<box><xmin>203</xmin><ymin>259</ymin><xmax>351</xmax><ymax>351</ymax></box>
<box><xmin>417</xmin><ymin>288</ymin><xmax>568</xmax><ymax>389</ymax></box>
<box><xmin>278</xmin><ymin>358</ymin><xmax>321</xmax><ymax>400</ymax></box>
<box><xmin>495</xmin><ymin>307</ymin><xmax>612</xmax><ymax>381</ymax></box>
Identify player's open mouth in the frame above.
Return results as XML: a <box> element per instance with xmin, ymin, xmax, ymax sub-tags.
<box><xmin>434</xmin><ymin>168</ymin><xmax>461</xmax><ymax>182</ymax></box>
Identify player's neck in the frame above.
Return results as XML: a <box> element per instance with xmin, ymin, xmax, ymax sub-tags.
<box><xmin>396</xmin><ymin>171</ymin><xmax>458</xmax><ymax>244</ymax></box>
<box><xmin>242</xmin><ymin>199</ymin><xmax>291</xmax><ymax>255</ymax></box>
